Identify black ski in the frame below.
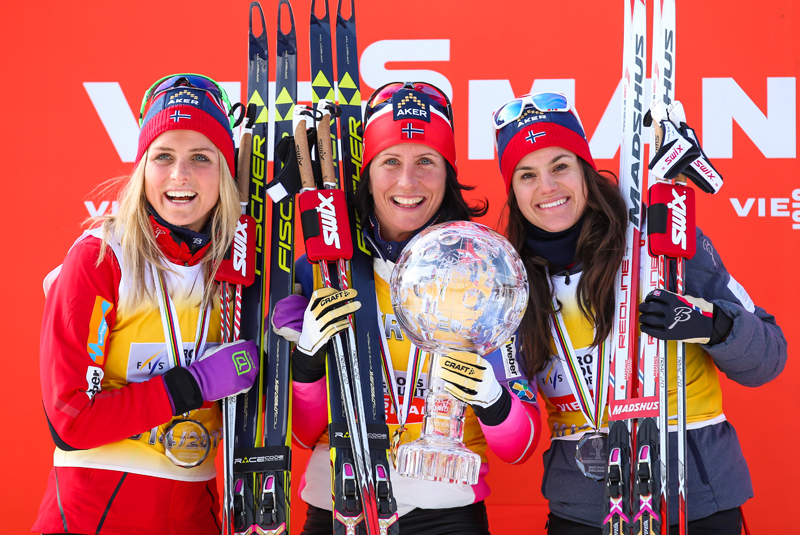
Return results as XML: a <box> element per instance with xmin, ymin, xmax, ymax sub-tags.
<box><xmin>228</xmin><ymin>3</ymin><xmax>278</xmax><ymax>535</ymax></box>
<box><xmin>333</xmin><ymin>1</ymin><xmax>399</xmax><ymax>533</ymax></box>
<box><xmin>246</xmin><ymin>0</ymin><xmax>299</xmax><ymax>533</ymax></box>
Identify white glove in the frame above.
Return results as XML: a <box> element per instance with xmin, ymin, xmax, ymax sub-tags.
<box><xmin>439</xmin><ymin>351</ymin><xmax>503</xmax><ymax>409</ymax></box>
<box><xmin>296</xmin><ymin>287</ymin><xmax>360</xmax><ymax>356</ymax></box>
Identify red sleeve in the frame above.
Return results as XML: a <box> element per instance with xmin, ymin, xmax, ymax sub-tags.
<box><xmin>40</xmin><ymin>235</ymin><xmax>174</xmax><ymax>450</ymax></box>
<box><xmin>480</xmin><ymin>393</ymin><xmax>541</xmax><ymax>465</ymax></box>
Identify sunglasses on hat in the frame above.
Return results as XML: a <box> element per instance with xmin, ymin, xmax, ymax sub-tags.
<box><xmin>491</xmin><ymin>92</ymin><xmax>586</xmax><ymax>130</ymax></box>
<box><xmin>139</xmin><ymin>73</ymin><xmax>233</xmax><ymax>128</ymax></box>
<box><xmin>364</xmin><ymin>81</ymin><xmax>454</xmax><ymax>129</ymax></box>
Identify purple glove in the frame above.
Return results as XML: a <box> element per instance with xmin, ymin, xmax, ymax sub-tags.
<box><xmin>271</xmin><ymin>294</ymin><xmax>309</xmax><ymax>343</ymax></box>
<box><xmin>188</xmin><ymin>339</ymin><xmax>259</xmax><ymax>401</ymax></box>
<box><xmin>162</xmin><ymin>339</ymin><xmax>259</xmax><ymax>415</ymax></box>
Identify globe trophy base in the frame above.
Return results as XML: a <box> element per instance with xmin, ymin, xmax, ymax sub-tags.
<box><xmin>395</xmin><ymin>434</ymin><xmax>480</xmax><ymax>485</ymax></box>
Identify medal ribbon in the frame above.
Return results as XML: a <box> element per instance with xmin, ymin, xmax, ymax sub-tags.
<box><xmin>154</xmin><ymin>267</ymin><xmax>210</xmax><ymax>369</ymax></box>
<box><xmin>547</xmin><ymin>273</ymin><xmax>611</xmax><ymax>432</ymax></box>
<box><xmin>376</xmin><ymin>301</ymin><xmax>425</xmax><ymax>430</ymax></box>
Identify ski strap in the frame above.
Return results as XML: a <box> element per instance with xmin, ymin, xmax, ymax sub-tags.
<box><xmin>154</xmin><ymin>267</ymin><xmax>211</xmax><ymax>369</ymax></box>
<box><xmin>548</xmin><ymin>271</ymin><xmax>610</xmax><ymax>433</ymax></box>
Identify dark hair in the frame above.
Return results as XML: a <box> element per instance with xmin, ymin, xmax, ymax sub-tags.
<box><xmin>504</xmin><ymin>158</ymin><xmax>627</xmax><ymax>378</ymax></box>
<box><xmin>355</xmin><ymin>161</ymin><xmax>488</xmax><ymax>223</ymax></box>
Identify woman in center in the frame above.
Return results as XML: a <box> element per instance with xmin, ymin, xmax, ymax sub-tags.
<box><xmin>273</xmin><ymin>82</ymin><xmax>541</xmax><ymax>534</ymax></box>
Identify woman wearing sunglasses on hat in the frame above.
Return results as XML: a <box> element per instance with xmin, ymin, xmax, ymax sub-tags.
<box><xmin>492</xmin><ymin>92</ymin><xmax>786</xmax><ymax>534</ymax></box>
<box><xmin>33</xmin><ymin>74</ymin><xmax>259</xmax><ymax>535</ymax></box>
<box><xmin>270</xmin><ymin>82</ymin><xmax>541</xmax><ymax>535</ymax></box>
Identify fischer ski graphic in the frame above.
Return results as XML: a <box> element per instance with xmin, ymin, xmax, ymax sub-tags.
<box><xmin>244</xmin><ymin>1</ymin><xmax>300</xmax><ymax>533</ymax></box>
<box><xmin>328</xmin><ymin>1</ymin><xmax>400</xmax><ymax>533</ymax></box>
<box><xmin>223</xmin><ymin>2</ymin><xmax>284</xmax><ymax>534</ymax></box>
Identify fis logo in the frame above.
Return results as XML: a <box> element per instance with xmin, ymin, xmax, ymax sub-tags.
<box><xmin>668</xmin><ymin>189</ymin><xmax>688</xmax><ymax>250</ymax></box>
<box><xmin>87</xmin><ymin>296</ymin><xmax>113</xmax><ymax>365</ymax></box>
<box><xmin>232</xmin><ymin>219</ymin><xmax>249</xmax><ymax>276</ymax></box>
<box><xmin>85</xmin><ymin>366</ymin><xmax>104</xmax><ymax>399</ymax></box>
<box><xmin>317</xmin><ymin>192</ymin><xmax>341</xmax><ymax>249</ymax></box>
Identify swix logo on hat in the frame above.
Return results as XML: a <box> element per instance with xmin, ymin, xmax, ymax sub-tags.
<box><xmin>393</xmin><ymin>89</ymin><xmax>431</xmax><ymax>123</ymax></box>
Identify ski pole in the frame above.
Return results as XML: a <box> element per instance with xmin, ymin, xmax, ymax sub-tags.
<box><xmin>294</xmin><ymin>107</ymin><xmax>381</xmax><ymax>535</ymax></box>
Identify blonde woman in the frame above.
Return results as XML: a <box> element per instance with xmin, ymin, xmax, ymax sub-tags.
<box><xmin>34</xmin><ymin>75</ymin><xmax>258</xmax><ymax>535</ymax></box>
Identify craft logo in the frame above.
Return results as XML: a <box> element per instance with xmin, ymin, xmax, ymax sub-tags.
<box><xmin>317</xmin><ymin>192</ymin><xmax>341</xmax><ymax>248</ymax></box>
<box><xmin>502</xmin><ymin>336</ymin><xmax>521</xmax><ymax>379</ymax></box>
<box><xmin>667</xmin><ymin>188</ymin><xmax>688</xmax><ymax>249</ymax></box>
<box><xmin>87</xmin><ymin>296</ymin><xmax>113</xmax><ymax>365</ymax></box>
<box><xmin>320</xmin><ymin>291</ymin><xmax>347</xmax><ymax>308</ymax></box>
<box><xmin>232</xmin><ymin>219</ymin><xmax>249</xmax><ymax>276</ymax></box>
<box><xmin>85</xmin><ymin>366</ymin><xmax>104</xmax><ymax>399</ymax></box>
<box><xmin>393</xmin><ymin>89</ymin><xmax>430</xmax><ymax>122</ymax></box>
<box><xmin>443</xmin><ymin>359</ymin><xmax>474</xmax><ymax>375</ymax></box>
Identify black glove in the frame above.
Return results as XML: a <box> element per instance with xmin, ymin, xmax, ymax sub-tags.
<box><xmin>639</xmin><ymin>289</ymin><xmax>732</xmax><ymax>345</ymax></box>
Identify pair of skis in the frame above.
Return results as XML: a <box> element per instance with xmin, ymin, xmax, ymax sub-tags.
<box><xmin>218</xmin><ymin>2</ymin><xmax>295</xmax><ymax>535</ymax></box>
<box><xmin>606</xmin><ymin>1</ymin><xmax>675</xmax><ymax>533</ymax></box>
<box><xmin>307</xmin><ymin>2</ymin><xmax>400</xmax><ymax>533</ymax></box>
<box><xmin>606</xmin><ymin>1</ymin><xmax>723</xmax><ymax>534</ymax></box>
<box><xmin>221</xmin><ymin>1</ymin><xmax>398</xmax><ymax>533</ymax></box>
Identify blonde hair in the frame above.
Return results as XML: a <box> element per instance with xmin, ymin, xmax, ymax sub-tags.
<box><xmin>96</xmin><ymin>148</ymin><xmax>240</xmax><ymax>312</ymax></box>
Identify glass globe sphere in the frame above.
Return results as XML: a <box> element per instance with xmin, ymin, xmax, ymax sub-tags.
<box><xmin>390</xmin><ymin>221</ymin><xmax>528</xmax><ymax>356</ymax></box>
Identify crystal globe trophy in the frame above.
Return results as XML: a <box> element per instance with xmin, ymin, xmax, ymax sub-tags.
<box><xmin>389</xmin><ymin>221</ymin><xmax>528</xmax><ymax>485</ymax></box>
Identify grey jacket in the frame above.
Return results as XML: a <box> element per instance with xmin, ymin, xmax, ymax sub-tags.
<box><xmin>541</xmin><ymin>228</ymin><xmax>787</xmax><ymax>525</ymax></box>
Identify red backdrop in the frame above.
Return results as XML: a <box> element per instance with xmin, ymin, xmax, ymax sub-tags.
<box><xmin>2</xmin><ymin>0</ymin><xmax>797</xmax><ymax>533</ymax></box>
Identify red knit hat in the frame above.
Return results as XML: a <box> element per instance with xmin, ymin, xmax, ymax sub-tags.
<box><xmin>362</xmin><ymin>87</ymin><xmax>457</xmax><ymax>174</ymax></box>
<box><xmin>495</xmin><ymin>106</ymin><xmax>595</xmax><ymax>193</ymax></box>
<box><xmin>135</xmin><ymin>86</ymin><xmax>235</xmax><ymax>176</ymax></box>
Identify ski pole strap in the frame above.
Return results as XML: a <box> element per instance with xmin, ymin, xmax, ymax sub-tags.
<box><xmin>232</xmin><ymin>445</ymin><xmax>292</xmax><ymax>473</ymax></box>
<box><xmin>329</xmin><ymin>422</ymin><xmax>391</xmax><ymax>450</ymax></box>
<box><xmin>154</xmin><ymin>267</ymin><xmax>210</xmax><ymax>369</ymax></box>
<box><xmin>548</xmin><ymin>271</ymin><xmax>610</xmax><ymax>432</ymax></box>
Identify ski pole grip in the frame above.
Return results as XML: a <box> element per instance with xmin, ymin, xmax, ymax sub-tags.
<box><xmin>294</xmin><ymin>120</ymin><xmax>316</xmax><ymax>190</ymax></box>
<box><xmin>237</xmin><ymin>132</ymin><xmax>253</xmax><ymax>204</ymax></box>
<box><xmin>317</xmin><ymin>113</ymin><xmax>337</xmax><ymax>188</ymax></box>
